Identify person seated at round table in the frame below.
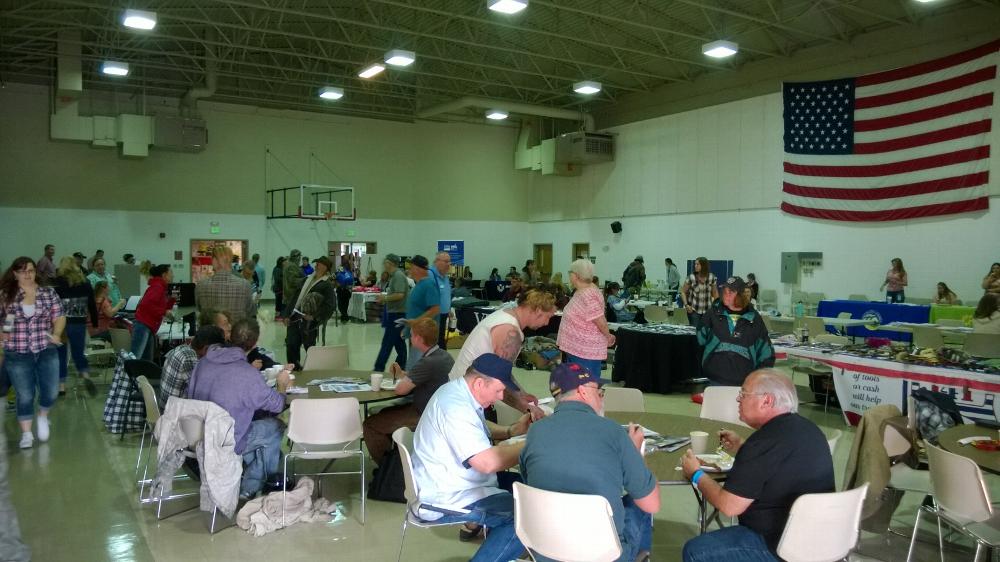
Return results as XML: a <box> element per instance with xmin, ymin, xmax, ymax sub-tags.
<box><xmin>932</xmin><ymin>282</ymin><xmax>960</xmax><ymax>305</ymax></box>
<box><xmin>697</xmin><ymin>276</ymin><xmax>774</xmax><ymax>387</ymax></box>
<box><xmin>604</xmin><ymin>282</ymin><xmax>635</xmax><ymax>323</ymax></box>
<box><xmin>159</xmin><ymin>325</ymin><xmax>226</xmax><ymax>406</ymax></box>
<box><xmin>681</xmin><ymin>369</ymin><xmax>834</xmax><ymax>562</ymax></box>
<box><xmin>972</xmin><ymin>293</ymin><xmax>1000</xmax><ymax>334</ymax></box>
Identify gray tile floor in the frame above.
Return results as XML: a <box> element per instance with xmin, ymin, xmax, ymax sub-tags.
<box><xmin>3</xmin><ymin>309</ymin><xmax>988</xmax><ymax>561</ymax></box>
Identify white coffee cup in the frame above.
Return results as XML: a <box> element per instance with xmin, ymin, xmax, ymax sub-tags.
<box><xmin>690</xmin><ymin>431</ymin><xmax>710</xmax><ymax>454</ymax></box>
<box><xmin>370</xmin><ymin>373</ymin><xmax>384</xmax><ymax>390</ymax></box>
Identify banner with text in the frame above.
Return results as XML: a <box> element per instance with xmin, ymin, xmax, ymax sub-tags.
<box><xmin>832</xmin><ymin>367</ymin><xmax>906</xmax><ymax>425</ymax></box>
<box><xmin>438</xmin><ymin>240</ymin><xmax>465</xmax><ymax>267</ymax></box>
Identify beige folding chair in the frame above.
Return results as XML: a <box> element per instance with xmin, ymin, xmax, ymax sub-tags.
<box><xmin>670</xmin><ymin>307</ymin><xmax>689</xmax><ymax>326</ymax></box>
<box><xmin>883</xmin><ymin>424</ymin><xmax>931</xmax><ymax>496</ymax></box>
<box><xmin>964</xmin><ymin>333</ymin><xmax>1000</xmax><ymax>359</ymax></box>
<box><xmin>813</xmin><ymin>334</ymin><xmax>849</xmax><ymax>345</ymax></box>
<box><xmin>302</xmin><ymin>344</ymin><xmax>350</xmax><ymax>370</ymax></box>
<box><xmin>513</xmin><ymin>482</ymin><xmax>622</xmax><ymax>562</ymax></box>
<box><xmin>907</xmin><ymin>444</ymin><xmax>1000</xmax><ymax>562</ymax></box>
<box><xmin>283</xmin><ymin>397</ymin><xmax>365</xmax><ymax>525</ymax></box>
<box><xmin>802</xmin><ymin>316</ymin><xmax>829</xmax><ymax>338</ymax></box>
<box><xmin>392</xmin><ymin>427</ymin><xmax>470</xmax><ymax>562</ymax></box>
<box><xmin>135</xmin><ymin>375</ymin><xmax>162</xmax><ymax>496</ymax></box>
<box><xmin>602</xmin><ymin>386</ymin><xmax>645</xmax><ymax>413</ymax></box>
<box><xmin>758</xmin><ymin>289</ymin><xmax>778</xmax><ymax>310</ymax></box>
<box><xmin>777</xmin><ymin>484</ymin><xmax>869</xmax><ymax>562</ymax></box>
<box><xmin>109</xmin><ymin>327</ymin><xmax>132</xmax><ymax>353</ymax></box>
<box><xmin>699</xmin><ymin>386</ymin><xmax>749</xmax><ymax>428</ymax></box>
<box><xmin>912</xmin><ymin>326</ymin><xmax>944</xmax><ymax>349</ymax></box>
<box><xmin>826</xmin><ymin>429</ymin><xmax>843</xmax><ymax>457</ymax></box>
<box><xmin>642</xmin><ymin>305</ymin><xmax>668</xmax><ymax>323</ymax></box>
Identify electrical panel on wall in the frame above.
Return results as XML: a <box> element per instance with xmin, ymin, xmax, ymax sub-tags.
<box><xmin>780</xmin><ymin>252</ymin><xmax>823</xmax><ymax>284</ymax></box>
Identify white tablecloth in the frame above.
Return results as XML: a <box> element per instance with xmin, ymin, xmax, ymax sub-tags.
<box><xmin>348</xmin><ymin>292</ymin><xmax>382</xmax><ymax>321</ymax></box>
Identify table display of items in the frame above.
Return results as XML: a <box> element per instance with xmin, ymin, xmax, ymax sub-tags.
<box><xmin>346</xmin><ymin>290</ymin><xmax>383</xmax><ymax>322</ymax></box>
<box><xmin>611</xmin><ymin>323</ymin><xmax>701</xmax><ymax>394</ymax></box>
<box><xmin>815</xmin><ymin>300</ymin><xmax>932</xmax><ymax>342</ymax></box>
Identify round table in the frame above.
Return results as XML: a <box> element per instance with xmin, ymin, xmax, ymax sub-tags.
<box><xmin>611</xmin><ymin>326</ymin><xmax>701</xmax><ymax>393</ymax></box>
<box><xmin>292</xmin><ymin>368</ymin><xmax>401</xmax><ymax>417</ymax></box>
<box><xmin>938</xmin><ymin>424</ymin><xmax>1000</xmax><ymax>474</ymax></box>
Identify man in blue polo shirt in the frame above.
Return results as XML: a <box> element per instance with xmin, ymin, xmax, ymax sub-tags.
<box><xmin>404</xmin><ymin>255</ymin><xmax>440</xmax><ymax>370</ymax></box>
<box><xmin>520</xmin><ymin>363</ymin><xmax>660</xmax><ymax>562</ymax></box>
<box><xmin>431</xmin><ymin>251</ymin><xmax>453</xmax><ymax>348</ymax></box>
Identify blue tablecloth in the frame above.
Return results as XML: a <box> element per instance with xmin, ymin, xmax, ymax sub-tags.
<box><xmin>816</xmin><ymin>300</ymin><xmax>930</xmax><ymax>342</ymax></box>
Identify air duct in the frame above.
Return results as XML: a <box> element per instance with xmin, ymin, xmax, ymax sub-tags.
<box><xmin>417</xmin><ymin>96</ymin><xmax>595</xmax><ymax>132</ymax></box>
<box><xmin>181</xmin><ymin>40</ymin><xmax>217</xmax><ymax>116</ymax></box>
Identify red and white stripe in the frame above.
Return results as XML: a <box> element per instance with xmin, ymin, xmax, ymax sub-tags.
<box><xmin>782</xmin><ymin>40</ymin><xmax>998</xmax><ymax>222</ymax></box>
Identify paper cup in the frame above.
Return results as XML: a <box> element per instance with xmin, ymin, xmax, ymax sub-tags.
<box><xmin>370</xmin><ymin>373</ymin><xmax>384</xmax><ymax>390</ymax></box>
<box><xmin>690</xmin><ymin>431</ymin><xmax>710</xmax><ymax>454</ymax></box>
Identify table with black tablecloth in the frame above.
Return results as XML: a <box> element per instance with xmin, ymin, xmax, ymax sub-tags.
<box><xmin>611</xmin><ymin>324</ymin><xmax>701</xmax><ymax>393</ymax></box>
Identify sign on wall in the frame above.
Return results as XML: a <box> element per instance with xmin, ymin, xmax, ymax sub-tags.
<box><xmin>438</xmin><ymin>240</ymin><xmax>464</xmax><ymax>266</ymax></box>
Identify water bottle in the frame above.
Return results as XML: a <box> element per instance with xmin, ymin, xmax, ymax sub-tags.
<box><xmin>886</xmin><ymin>294</ymin><xmax>892</xmax><ymax>304</ymax></box>
<box><xmin>801</xmin><ymin>323</ymin><xmax>810</xmax><ymax>344</ymax></box>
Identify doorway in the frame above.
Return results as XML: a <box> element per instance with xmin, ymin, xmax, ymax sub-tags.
<box><xmin>572</xmin><ymin>243</ymin><xmax>591</xmax><ymax>261</ymax></box>
<box><xmin>533</xmin><ymin>244</ymin><xmax>553</xmax><ymax>277</ymax></box>
<box><xmin>190</xmin><ymin>239</ymin><xmax>249</xmax><ymax>283</ymax></box>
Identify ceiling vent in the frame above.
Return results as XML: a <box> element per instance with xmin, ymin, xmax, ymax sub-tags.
<box><xmin>555</xmin><ymin>131</ymin><xmax>615</xmax><ymax>164</ymax></box>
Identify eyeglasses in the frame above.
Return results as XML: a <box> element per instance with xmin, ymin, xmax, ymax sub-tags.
<box><xmin>737</xmin><ymin>390</ymin><xmax>769</xmax><ymax>402</ymax></box>
<box><xmin>15</xmin><ymin>268</ymin><xmax>35</xmax><ymax>276</ymax></box>
<box><xmin>582</xmin><ymin>384</ymin><xmax>605</xmax><ymax>398</ymax></box>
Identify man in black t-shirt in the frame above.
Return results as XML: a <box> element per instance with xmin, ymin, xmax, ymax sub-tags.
<box><xmin>681</xmin><ymin>369</ymin><xmax>834</xmax><ymax>561</ymax></box>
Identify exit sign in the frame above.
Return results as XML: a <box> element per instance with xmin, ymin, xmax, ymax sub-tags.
<box><xmin>210</xmin><ymin>221</ymin><xmax>220</xmax><ymax>234</ymax></box>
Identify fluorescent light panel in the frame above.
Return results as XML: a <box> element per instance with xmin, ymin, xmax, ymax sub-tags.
<box><xmin>384</xmin><ymin>49</ymin><xmax>416</xmax><ymax>67</ymax></box>
<box><xmin>358</xmin><ymin>64</ymin><xmax>385</xmax><ymax>79</ymax></box>
<box><xmin>318</xmin><ymin>86</ymin><xmax>344</xmax><ymax>100</ymax></box>
<box><xmin>702</xmin><ymin>40</ymin><xmax>738</xmax><ymax>58</ymax></box>
<box><xmin>122</xmin><ymin>9</ymin><xmax>157</xmax><ymax>30</ymax></box>
<box><xmin>101</xmin><ymin>61</ymin><xmax>130</xmax><ymax>76</ymax></box>
<box><xmin>488</xmin><ymin>0</ymin><xmax>528</xmax><ymax>14</ymax></box>
<box><xmin>573</xmin><ymin>80</ymin><xmax>601</xmax><ymax>95</ymax></box>
<box><xmin>485</xmin><ymin>109</ymin><xmax>508</xmax><ymax>120</ymax></box>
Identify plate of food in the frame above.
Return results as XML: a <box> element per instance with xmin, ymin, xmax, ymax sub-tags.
<box><xmin>381</xmin><ymin>380</ymin><xmax>398</xmax><ymax>391</ymax></box>
<box><xmin>696</xmin><ymin>452</ymin><xmax>735</xmax><ymax>473</ymax></box>
<box><xmin>972</xmin><ymin>439</ymin><xmax>1000</xmax><ymax>451</ymax></box>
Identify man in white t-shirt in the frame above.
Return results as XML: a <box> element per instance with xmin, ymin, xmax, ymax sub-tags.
<box><xmin>412</xmin><ymin>353</ymin><xmax>532</xmax><ymax>561</ymax></box>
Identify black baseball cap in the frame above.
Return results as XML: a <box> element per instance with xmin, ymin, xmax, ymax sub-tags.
<box><xmin>410</xmin><ymin>255</ymin><xmax>429</xmax><ymax>270</ymax></box>
<box><xmin>723</xmin><ymin>276</ymin><xmax>746</xmax><ymax>293</ymax></box>
<box><xmin>471</xmin><ymin>353</ymin><xmax>519</xmax><ymax>391</ymax></box>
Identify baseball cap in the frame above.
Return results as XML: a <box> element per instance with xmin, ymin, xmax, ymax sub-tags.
<box><xmin>73</xmin><ymin>252</ymin><xmax>86</xmax><ymax>259</ymax></box>
<box><xmin>470</xmin><ymin>353</ymin><xmax>520</xmax><ymax>391</ymax></box>
<box><xmin>549</xmin><ymin>362</ymin><xmax>612</xmax><ymax>398</ymax></box>
<box><xmin>410</xmin><ymin>255</ymin><xmax>429</xmax><ymax>269</ymax></box>
<box><xmin>723</xmin><ymin>276</ymin><xmax>746</xmax><ymax>293</ymax></box>
<box><xmin>312</xmin><ymin>256</ymin><xmax>332</xmax><ymax>270</ymax></box>
<box><xmin>634</xmin><ymin>255</ymin><xmax>644</xmax><ymax>263</ymax></box>
<box><xmin>385</xmin><ymin>253</ymin><xmax>401</xmax><ymax>265</ymax></box>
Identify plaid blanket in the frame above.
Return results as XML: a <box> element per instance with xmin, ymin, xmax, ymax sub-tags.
<box><xmin>102</xmin><ymin>350</ymin><xmax>146</xmax><ymax>434</ymax></box>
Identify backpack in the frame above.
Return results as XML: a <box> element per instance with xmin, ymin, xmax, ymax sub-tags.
<box><xmin>622</xmin><ymin>263</ymin><xmax>642</xmax><ymax>288</ymax></box>
<box><xmin>367</xmin><ymin>445</ymin><xmax>407</xmax><ymax>503</ymax></box>
<box><xmin>911</xmin><ymin>388</ymin><xmax>963</xmax><ymax>444</ymax></box>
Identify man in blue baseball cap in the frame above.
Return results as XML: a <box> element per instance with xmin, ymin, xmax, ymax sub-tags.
<box><xmin>412</xmin><ymin>353</ymin><xmax>532</xmax><ymax>561</ymax></box>
<box><xmin>519</xmin><ymin>363</ymin><xmax>660</xmax><ymax>562</ymax></box>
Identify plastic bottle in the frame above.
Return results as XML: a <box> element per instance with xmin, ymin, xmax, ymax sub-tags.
<box><xmin>801</xmin><ymin>323</ymin><xmax>810</xmax><ymax>344</ymax></box>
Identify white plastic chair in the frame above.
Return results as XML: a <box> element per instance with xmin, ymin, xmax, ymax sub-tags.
<box><xmin>907</xmin><ymin>444</ymin><xmax>1000</xmax><ymax>562</ymax></box>
<box><xmin>302</xmin><ymin>344</ymin><xmax>350</xmax><ymax>370</ymax></box>
<box><xmin>826</xmin><ymin>429</ymin><xmax>843</xmax><ymax>457</ymax></box>
<box><xmin>912</xmin><ymin>326</ymin><xmax>944</xmax><ymax>349</ymax></box>
<box><xmin>813</xmin><ymin>334</ymin><xmax>849</xmax><ymax>345</ymax></box>
<box><xmin>777</xmin><ymin>484</ymin><xmax>869</xmax><ymax>562</ymax></box>
<box><xmin>964</xmin><ymin>333</ymin><xmax>1000</xmax><ymax>359</ymax></box>
<box><xmin>135</xmin><ymin>375</ymin><xmax>162</xmax><ymax>498</ymax></box>
<box><xmin>883</xmin><ymin>424</ymin><xmax>931</xmax><ymax>495</ymax></box>
<box><xmin>109</xmin><ymin>327</ymin><xmax>132</xmax><ymax>353</ymax></box>
<box><xmin>643</xmin><ymin>305</ymin><xmax>668</xmax><ymax>323</ymax></box>
<box><xmin>283</xmin><ymin>397</ymin><xmax>365</xmax><ymax>525</ymax></box>
<box><xmin>670</xmin><ymin>307</ymin><xmax>689</xmax><ymax>326</ymax></box>
<box><xmin>699</xmin><ymin>386</ymin><xmax>749</xmax><ymax>428</ymax></box>
<box><xmin>602</xmin><ymin>386</ymin><xmax>645</xmax><ymax>413</ymax></box>
<box><xmin>392</xmin><ymin>427</ymin><xmax>470</xmax><ymax>562</ymax></box>
<box><xmin>803</xmin><ymin>316</ymin><xmax>829</xmax><ymax>337</ymax></box>
<box><xmin>513</xmin><ymin>482</ymin><xmax>622</xmax><ymax>562</ymax></box>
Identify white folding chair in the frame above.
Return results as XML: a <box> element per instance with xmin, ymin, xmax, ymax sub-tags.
<box><xmin>777</xmin><ymin>484</ymin><xmax>869</xmax><ymax>562</ymax></box>
<box><xmin>883</xmin><ymin>424</ymin><xmax>931</xmax><ymax>495</ymax></box>
<box><xmin>602</xmin><ymin>386</ymin><xmax>645</xmax><ymax>413</ymax></box>
<box><xmin>283</xmin><ymin>397</ymin><xmax>365</xmax><ymax>525</ymax></box>
<box><xmin>513</xmin><ymin>482</ymin><xmax>622</xmax><ymax>562</ymax></box>
<box><xmin>803</xmin><ymin>316</ymin><xmax>829</xmax><ymax>337</ymax></box>
<box><xmin>964</xmin><ymin>333</ymin><xmax>1000</xmax><ymax>359</ymax></box>
<box><xmin>813</xmin><ymin>334</ymin><xmax>849</xmax><ymax>345</ymax></box>
<box><xmin>135</xmin><ymin>375</ymin><xmax>161</xmax><ymax>496</ymax></box>
<box><xmin>642</xmin><ymin>305</ymin><xmax>668</xmax><ymax>323</ymax></box>
<box><xmin>912</xmin><ymin>326</ymin><xmax>944</xmax><ymax>349</ymax></box>
<box><xmin>668</xmin><ymin>307</ymin><xmax>689</xmax><ymax>326</ymax></box>
<box><xmin>826</xmin><ymin>429</ymin><xmax>843</xmax><ymax>457</ymax></box>
<box><xmin>109</xmin><ymin>327</ymin><xmax>132</xmax><ymax>353</ymax></box>
<box><xmin>302</xmin><ymin>344</ymin><xmax>350</xmax><ymax>370</ymax></box>
<box><xmin>699</xmin><ymin>386</ymin><xmax>749</xmax><ymax>428</ymax></box>
<box><xmin>392</xmin><ymin>427</ymin><xmax>470</xmax><ymax>562</ymax></box>
<box><xmin>907</xmin><ymin>444</ymin><xmax>1000</xmax><ymax>562</ymax></box>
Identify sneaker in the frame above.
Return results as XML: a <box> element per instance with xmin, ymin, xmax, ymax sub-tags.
<box><xmin>19</xmin><ymin>432</ymin><xmax>33</xmax><ymax>449</ymax></box>
<box><xmin>37</xmin><ymin>416</ymin><xmax>50</xmax><ymax>442</ymax></box>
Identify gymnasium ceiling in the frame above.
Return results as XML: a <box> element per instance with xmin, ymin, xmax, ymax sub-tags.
<box><xmin>1</xmin><ymin>0</ymin><xmax>998</xmax><ymax>124</ymax></box>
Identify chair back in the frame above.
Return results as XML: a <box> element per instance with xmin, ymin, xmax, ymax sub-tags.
<box><xmin>700</xmin><ymin>386</ymin><xmax>749</xmax><ymax>427</ymax></box>
<box><xmin>813</xmin><ymin>334</ymin><xmax>849</xmax><ymax>345</ymax></box>
<box><xmin>848</xmin><ymin>294</ymin><xmax>869</xmax><ymax>302</ymax></box>
<box><xmin>808</xmin><ymin>292</ymin><xmax>826</xmax><ymax>306</ymax></box>
<box><xmin>136</xmin><ymin>375</ymin><xmax>161</xmax><ymax>425</ymax></box>
<box><xmin>302</xmin><ymin>344</ymin><xmax>350</xmax><ymax>370</ymax></box>
<box><xmin>392</xmin><ymin>427</ymin><xmax>420</xmax><ymax>506</ymax></box>
<box><xmin>287</xmin><ymin>397</ymin><xmax>362</xmax><ymax>445</ymax></box>
<box><xmin>669</xmin><ymin>307</ymin><xmax>689</xmax><ymax>326</ymax></box>
<box><xmin>776</xmin><ymin>484</ymin><xmax>868</xmax><ymax>562</ymax></box>
<box><xmin>602</xmin><ymin>387</ymin><xmax>645</xmax><ymax>413</ymax></box>
<box><xmin>178</xmin><ymin>416</ymin><xmax>205</xmax><ymax>450</ymax></box>
<box><xmin>926</xmin><ymin>444</ymin><xmax>993</xmax><ymax>526</ymax></box>
<box><xmin>124</xmin><ymin>359</ymin><xmax>162</xmax><ymax>381</ymax></box>
<box><xmin>643</xmin><ymin>305</ymin><xmax>668</xmax><ymax>323</ymax></box>
<box><xmin>881</xmin><ymin>423</ymin><xmax>912</xmax><ymax>458</ymax></box>
<box><xmin>513</xmin><ymin>482</ymin><xmax>622</xmax><ymax>562</ymax></box>
<box><xmin>826</xmin><ymin>429</ymin><xmax>843</xmax><ymax>456</ymax></box>
<box><xmin>803</xmin><ymin>316</ymin><xmax>828</xmax><ymax>336</ymax></box>
<box><xmin>759</xmin><ymin>289</ymin><xmax>778</xmax><ymax>308</ymax></box>
<box><xmin>110</xmin><ymin>328</ymin><xmax>132</xmax><ymax>353</ymax></box>
<box><xmin>912</xmin><ymin>326</ymin><xmax>944</xmax><ymax>349</ymax></box>
<box><xmin>964</xmin><ymin>333</ymin><xmax>1000</xmax><ymax>359</ymax></box>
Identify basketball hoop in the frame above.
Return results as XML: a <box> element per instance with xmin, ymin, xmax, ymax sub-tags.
<box><xmin>324</xmin><ymin>210</ymin><xmax>336</xmax><ymax>220</ymax></box>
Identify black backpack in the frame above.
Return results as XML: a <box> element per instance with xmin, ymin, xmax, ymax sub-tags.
<box><xmin>367</xmin><ymin>445</ymin><xmax>407</xmax><ymax>503</ymax></box>
<box><xmin>623</xmin><ymin>264</ymin><xmax>641</xmax><ymax>288</ymax></box>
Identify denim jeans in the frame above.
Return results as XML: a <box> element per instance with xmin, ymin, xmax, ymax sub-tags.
<box><xmin>887</xmin><ymin>290</ymin><xmax>905</xmax><ymax>303</ymax></box>
<box><xmin>429</xmin><ymin>492</ymin><xmax>525</xmax><ymax>562</ymax></box>
<box><xmin>563</xmin><ymin>353</ymin><xmax>603</xmax><ymax>376</ymax></box>
<box><xmin>241</xmin><ymin>417</ymin><xmax>285</xmax><ymax>497</ymax></box>
<box><xmin>5</xmin><ymin>346</ymin><xmax>59</xmax><ymax>421</ymax></box>
<box><xmin>130</xmin><ymin>322</ymin><xmax>153</xmax><ymax>361</ymax></box>
<box><xmin>688</xmin><ymin>312</ymin><xmax>705</xmax><ymax>331</ymax></box>
<box><xmin>57</xmin><ymin>322</ymin><xmax>89</xmax><ymax>382</ymax></box>
<box><xmin>534</xmin><ymin>495</ymin><xmax>651</xmax><ymax>562</ymax></box>
<box><xmin>0</xmin><ymin>431</ymin><xmax>30</xmax><ymax>561</ymax></box>
<box><xmin>682</xmin><ymin>525</ymin><xmax>779</xmax><ymax>562</ymax></box>
<box><xmin>373</xmin><ymin>312</ymin><xmax>406</xmax><ymax>372</ymax></box>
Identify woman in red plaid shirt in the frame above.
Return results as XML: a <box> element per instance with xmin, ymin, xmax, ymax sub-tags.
<box><xmin>1</xmin><ymin>257</ymin><xmax>66</xmax><ymax>449</ymax></box>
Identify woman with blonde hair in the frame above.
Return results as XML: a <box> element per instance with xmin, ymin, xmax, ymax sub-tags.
<box><xmin>932</xmin><ymin>282</ymin><xmax>959</xmax><ymax>305</ymax></box>
<box><xmin>557</xmin><ymin>259</ymin><xmax>615</xmax><ymax>375</ymax></box>
<box><xmin>53</xmin><ymin>256</ymin><xmax>98</xmax><ymax>396</ymax></box>
<box><xmin>880</xmin><ymin>257</ymin><xmax>908</xmax><ymax>303</ymax></box>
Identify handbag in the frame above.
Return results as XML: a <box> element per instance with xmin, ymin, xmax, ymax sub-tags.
<box><xmin>367</xmin><ymin>445</ymin><xmax>407</xmax><ymax>503</ymax></box>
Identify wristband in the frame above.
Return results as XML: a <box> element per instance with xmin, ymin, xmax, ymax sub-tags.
<box><xmin>508</xmin><ymin>424</ymin><xmax>515</xmax><ymax>439</ymax></box>
<box><xmin>691</xmin><ymin>469</ymin><xmax>705</xmax><ymax>487</ymax></box>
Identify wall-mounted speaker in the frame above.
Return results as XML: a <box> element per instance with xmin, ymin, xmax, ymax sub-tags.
<box><xmin>610</xmin><ymin>221</ymin><xmax>622</xmax><ymax>234</ymax></box>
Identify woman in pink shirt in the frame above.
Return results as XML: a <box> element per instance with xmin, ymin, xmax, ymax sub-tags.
<box><xmin>557</xmin><ymin>259</ymin><xmax>615</xmax><ymax>376</ymax></box>
<box><xmin>880</xmin><ymin>257</ymin><xmax>908</xmax><ymax>303</ymax></box>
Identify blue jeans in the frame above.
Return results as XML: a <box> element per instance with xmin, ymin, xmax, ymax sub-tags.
<box><xmin>683</xmin><ymin>526</ymin><xmax>779</xmax><ymax>562</ymax></box>
<box><xmin>887</xmin><ymin>290</ymin><xmax>905</xmax><ymax>303</ymax></box>
<box><xmin>429</xmin><ymin>492</ymin><xmax>524</xmax><ymax>562</ymax></box>
<box><xmin>373</xmin><ymin>312</ymin><xmax>407</xmax><ymax>372</ymax></box>
<box><xmin>241</xmin><ymin>417</ymin><xmax>285</xmax><ymax>496</ymax></box>
<box><xmin>57</xmin><ymin>322</ymin><xmax>89</xmax><ymax>382</ymax></box>
<box><xmin>5</xmin><ymin>347</ymin><xmax>59</xmax><ymax>421</ymax></box>
<box><xmin>564</xmin><ymin>353</ymin><xmax>603</xmax><ymax>376</ymax></box>
<box><xmin>534</xmin><ymin>495</ymin><xmax>651</xmax><ymax>562</ymax></box>
<box><xmin>130</xmin><ymin>322</ymin><xmax>153</xmax><ymax>361</ymax></box>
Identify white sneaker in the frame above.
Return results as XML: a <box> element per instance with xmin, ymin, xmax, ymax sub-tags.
<box><xmin>19</xmin><ymin>432</ymin><xmax>33</xmax><ymax>449</ymax></box>
<box><xmin>37</xmin><ymin>416</ymin><xmax>50</xmax><ymax>442</ymax></box>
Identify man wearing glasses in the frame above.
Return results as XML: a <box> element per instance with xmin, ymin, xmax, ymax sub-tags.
<box><xmin>519</xmin><ymin>363</ymin><xmax>661</xmax><ymax>562</ymax></box>
<box><xmin>680</xmin><ymin>369</ymin><xmax>834</xmax><ymax>562</ymax></box>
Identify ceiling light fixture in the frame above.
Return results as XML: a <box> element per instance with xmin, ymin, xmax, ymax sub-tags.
<box><xmin>485</xmin><ymin>109</ymin><xmax>509</xmax><ymax>120</ymax></box>
<box><xmin>122</xmin><ymin>9</ymin><xmax>157</xmax><ymax>30</ymax></box>
<box><xmin>318</xmin><ymin>86</ymin><xmax>344</xmax><ymax>100</ymax></box>
<box><xmin>384</xmin><ymin>49</ymin><xmax>416</xmax><ymax>67</ymax></box>
<box><xmin>702</xmin><ymin>40</ymin><xmax>739</xmax><ymax>58</ymax></box>
<box><xmin>101</xmin><ymin>61</ymin><xmax>130</xmax><ymax>77</ymax></box>
<box><xmin>358</xmin><ymin>64</ymin><xmax>385</xmax><ymax>79</ymax></box>
<box><xmin>913</xmin><ymin>0</ymin><xmax>938</xmax><ymax>3</ymax></box>
<box><xmin>573</xmin><ymin>80</ymin><xmax>601</xmax><ymax>95</ymax></box>
<box><xmin>488</xmin><ymin>0</ymin><xmax>528</xmax><ymax>14</ymax></box>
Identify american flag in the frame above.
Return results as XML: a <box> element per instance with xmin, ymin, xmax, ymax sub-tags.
<box><xmin>781</xmin><ymin>40</ymin><xmax>998</xmax><ymax>222</ymax></box>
